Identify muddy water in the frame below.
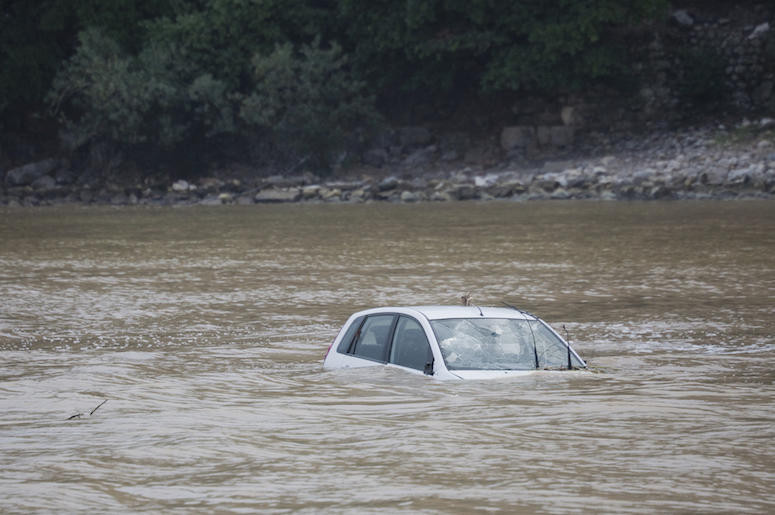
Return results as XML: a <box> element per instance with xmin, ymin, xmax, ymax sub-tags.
<box><xmin>0</xmin><ymin>201</ymin><xmax>773</xmax><ymax>513</ymax></box>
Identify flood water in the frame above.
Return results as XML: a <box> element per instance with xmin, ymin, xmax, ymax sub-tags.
<box><xmin>1</xmin><ymin>201</ymin><xmax>773</xmax><ymax>513</ymax></box>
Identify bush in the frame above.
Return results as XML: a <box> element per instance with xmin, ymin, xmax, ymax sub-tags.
<box><xmin>240</xmin><ymin>40</ymin><xmax>380</xmax><ymax>171</ymax></box>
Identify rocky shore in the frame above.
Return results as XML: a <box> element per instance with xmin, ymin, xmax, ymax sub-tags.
<box><xmin>2</xmin><ymin>120</ymin><xmax>774</xmax><ymax>207</ymax></box>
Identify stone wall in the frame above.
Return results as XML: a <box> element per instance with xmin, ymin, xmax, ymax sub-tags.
<box><xmin>500</xmin><ymin>4</ymin><xmax>774</xmax><ymax>158</ymax></box>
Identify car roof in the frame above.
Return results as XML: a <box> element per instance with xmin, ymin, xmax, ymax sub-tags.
<box><xmin>354</xmin><ymin>306</ymin><xmax>536</xmax><ymax>321</ymax></box>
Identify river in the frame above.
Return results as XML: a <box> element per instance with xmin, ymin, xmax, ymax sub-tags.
<box><xmin>1</xmin><ymin>201</ymin><xmax>773</xmax><ymax>513</ymax></box>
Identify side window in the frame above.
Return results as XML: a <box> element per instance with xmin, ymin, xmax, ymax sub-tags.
<box><xmin>337</xmin><ymin>315</ymin><xmax>365</xmax><ymax>354</ymax></box>
<box><xmin>352</xmin><ymin>315</ymin><xmax>395</xmax><ymax>362</ymax></box>
<box><xmin>389</xmin><ymin>316</ymin><xmax>433</xmax><ymax>371</ymax></box>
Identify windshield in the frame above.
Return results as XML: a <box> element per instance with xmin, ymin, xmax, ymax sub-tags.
<box><xmin>430</xmin><ymin>318</ymin><xmax>585</xmax><ymax>370</ymax></box>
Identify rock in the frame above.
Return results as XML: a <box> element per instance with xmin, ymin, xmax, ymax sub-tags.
<box><xmin>700</xmin><ymin>167</ymin><xmax>728</xmax><ymax>185</ymax></box>
<box><xmin>727</xmin><ymin>167</ymin><xmax>757</xmax><ymax>185</ymax></box>
<box><xmin>321</xmin><ymin>188</ymin><xmax>342</xmax><ymax>201</ymax></box>
<box><xmin>757</xmin><ymin>140</ymin><xmax>773</xmax><ymax>151</ymax></box>
<box><xmin>302</xmin><ymin>185</ymin><xmax>322</xmax><ymax>199</ymax></box>
<box><xmin>400</xmin><ymin>190</ymin><xmax>419</xmax><ymax>202</ymax></box>
<box><xmin>199</xmin><ymin>195</ymin><xmax>223</xmax><ymax>206</ymax></box>
<box><xmin>671</xmin><ymin>9</ymin><xmax>694</xmax><ymax>26</ymax></box>
<box><xmin>600</xmin><ymin>190</ymin><xmax>617</xmax><ymax>201</ymax></box>
<box><xmin>263</xmin><ymin>175</ymin><xmax>304</xmax><ymax>188</ymax></box>
<box><xmin>378</xmin><ymin>176</ymin><xmax>399</xmax><ymax>191</ymax></box>
<box><xmin>459</xmin><ymin>184</ymin><xmax>480</xmax><ymax>200</ymax></box>
<box><xmin>748</xmin><ymin>22</ymin><xmax>770</xmax><ymax>40</ymax></box>
<box><xmin>649</xmin><ymin>185</ymin><xmax>671</xmax><ymax>199</ymax></box>
<box><xmin>31</xmin><ymin>175</ymin><xmax>57</xmax><ymax>191</ymax></box>
<box><xmin>431</xmin><ymin>190</ymin><xmax>454</xmax><ymax>202</ymax></box>
<box><xmin>533</xmin><ymin>177</ymin><xmax>558</xmax><ymax>192</ymax></box>
<box><xmin>254</xmin><ymin>188</ymin><xmax>301</xmax><ymax>203</ymax></box>
<box><xmin>550</xmin><ymin>188</ymin><xmax>571</xmax><ymax>199</ymax></box>
<box><xmin>349</xmin><ymin>188</ymin><xmax>368</xmax><ymax>202</ymax></box>
<box><xmin>500</xmin><ymin>126</ymin><xmax>536</xmax><ymax>151</ymax></box>
<box><xmin>171</xmin><ymin>180</ymin><xmax>190</xmax><ymax>192</ymax></box>
<box><xmin>5</xmin><ymin>158</ymin><xmax>59</xmax><ymax>186</ymax></box>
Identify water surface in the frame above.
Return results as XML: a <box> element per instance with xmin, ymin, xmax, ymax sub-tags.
<box><xmin>1</xmin><ymin>201</ymin><xmax>773</xmax><ymax>512</ymax></box>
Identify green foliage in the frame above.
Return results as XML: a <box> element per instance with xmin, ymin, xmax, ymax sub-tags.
<box><xmin>16</xmin><ymin>0</ymin><xmax>678</xmax><ymax>172</ymax></box>
<box><xmin>0</xmin><ymin>0</ymin><xmax>179</xmax><ymax>128</ymax></box>
<box><xmin>337</xmin><ymin>0</ymin><xmax>669</xmax><ymax>104</ymax></box>
<box><xmin>240</xmin><ymin>40</ymin><xmax>380</xmax><ymax>170</ymax></box>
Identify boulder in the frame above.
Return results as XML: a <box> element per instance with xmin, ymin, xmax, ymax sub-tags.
<box><xmin>301</xmin><ymin>185</ymin><xmax>322</xmax><ymax>199</ymax></box>
<box><xmin>5</xmin><ymin>159</ymin><xmax>59</xmax><ymax>186</ymax></box>
<box><xmin>31</xmin><ymin>175</ymin><xmax>57</xmax><ymax>191</ymax></box>
<box><xmin>748</xmin><ymin>22</ymin><xmax>770</xmax><ymax>40</ymax></box>
<box><xmin>671</xmin><ymin>9</ymin><xmax>694</xmax><ymax>27</ymax></box>
<box><xmin>700</xmin><ymin>167</ymin><xmax>728</xmax><ymax>185</ymax></box>
<box><xmin>254</xmin><ymin>188</ymin><xmax>300</xmax><ymax>203</ymax></box>
<box><xmin>321</xmin><ymin>188</ymin><xmax>342</xmax><ymax>201</ymax></box>
<box><xmin>171</xmin><ymin>180</ymin><xmax>190</xmax><ymax>192</ymax></box>
<box><xmin>378</xmin><ymin>176</ymin><xmax>399</xmax><ymax>191</ymax></box>
<box><xmin>400</xmin><ymin>190</ymin><xmax>419</xmax><ymax>202</ymax></box>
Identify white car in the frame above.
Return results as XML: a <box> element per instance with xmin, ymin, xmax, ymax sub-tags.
<box><xmin>323</xmin><ymin>306</ymin><xmax>586</xmax><ymax>379</ymax></box>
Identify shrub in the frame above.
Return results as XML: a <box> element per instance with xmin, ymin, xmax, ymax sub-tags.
<box><xmin>240</xmin><ymin>40</ymin><xmax>380</xmax><ymax>171</ymax></box>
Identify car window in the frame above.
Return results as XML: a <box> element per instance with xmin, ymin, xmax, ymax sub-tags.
<box><xmin>337</xmin><ymin>315</ymin><xmax>365</xmax><ymax>353</ymax></box>
<box><xmin>533</xmin><ymin>322</ymin><xmax>584</xmax><ymax>369</ymax></box>
<box><xmin>389</xmin><ymin>316</ymin><xmax>432</xmax><ymax>371</ymax></box>
<box><xmin>352</xmin><ymin>315</ymin><xmax>395</xmax><ymax>362</ymax></box>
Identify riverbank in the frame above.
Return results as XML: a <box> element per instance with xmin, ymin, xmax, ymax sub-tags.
<box><xmin>3</xmin><ymin>120</ymin><xmax>774</xmax><ymax>207</ymax></box>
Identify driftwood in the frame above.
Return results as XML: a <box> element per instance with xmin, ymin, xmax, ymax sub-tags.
<box><xmin>66</xmin><ymin>399</ymin><xmax>108</xmax><ymax>421</ymax></box>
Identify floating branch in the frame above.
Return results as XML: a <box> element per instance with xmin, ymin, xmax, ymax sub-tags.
<box><xmin>66</xmin><ymin>399</ymin><xmax>108</xmax><ymax>421</ymax></box>
<box><xmin>89</xmin><ymin>399</ymin><xmax>108</xmax><ymax>416</ymax></box>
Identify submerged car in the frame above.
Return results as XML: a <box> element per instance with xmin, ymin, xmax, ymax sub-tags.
<box><xmin>323</xmin><ymin>306</ymin><xmax>586</xmax><ymax>379</ymax></box>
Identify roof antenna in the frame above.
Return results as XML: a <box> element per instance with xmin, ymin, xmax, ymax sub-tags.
<box><xmin>461</xmin><ymin>293</ymin><xmax>483</xmax><ymax>316</ymax></box>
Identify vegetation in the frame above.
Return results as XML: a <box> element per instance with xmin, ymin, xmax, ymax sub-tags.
<box><xmin>3</xmin><ymin>0</ymin><xmax>676</xmax><ymax>174</ymax></box>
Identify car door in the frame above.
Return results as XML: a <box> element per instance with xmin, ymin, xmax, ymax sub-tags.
<box><xmin>388</xmin><ymin>315</ymin><xmax>434</xmax><ymax>374</ymax></box>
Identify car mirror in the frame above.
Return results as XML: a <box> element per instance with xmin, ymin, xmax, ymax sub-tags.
<box><xmin>423</xmin><ymin>359</ymin><xmax>434</xmax><ymax>376</ymax></box>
